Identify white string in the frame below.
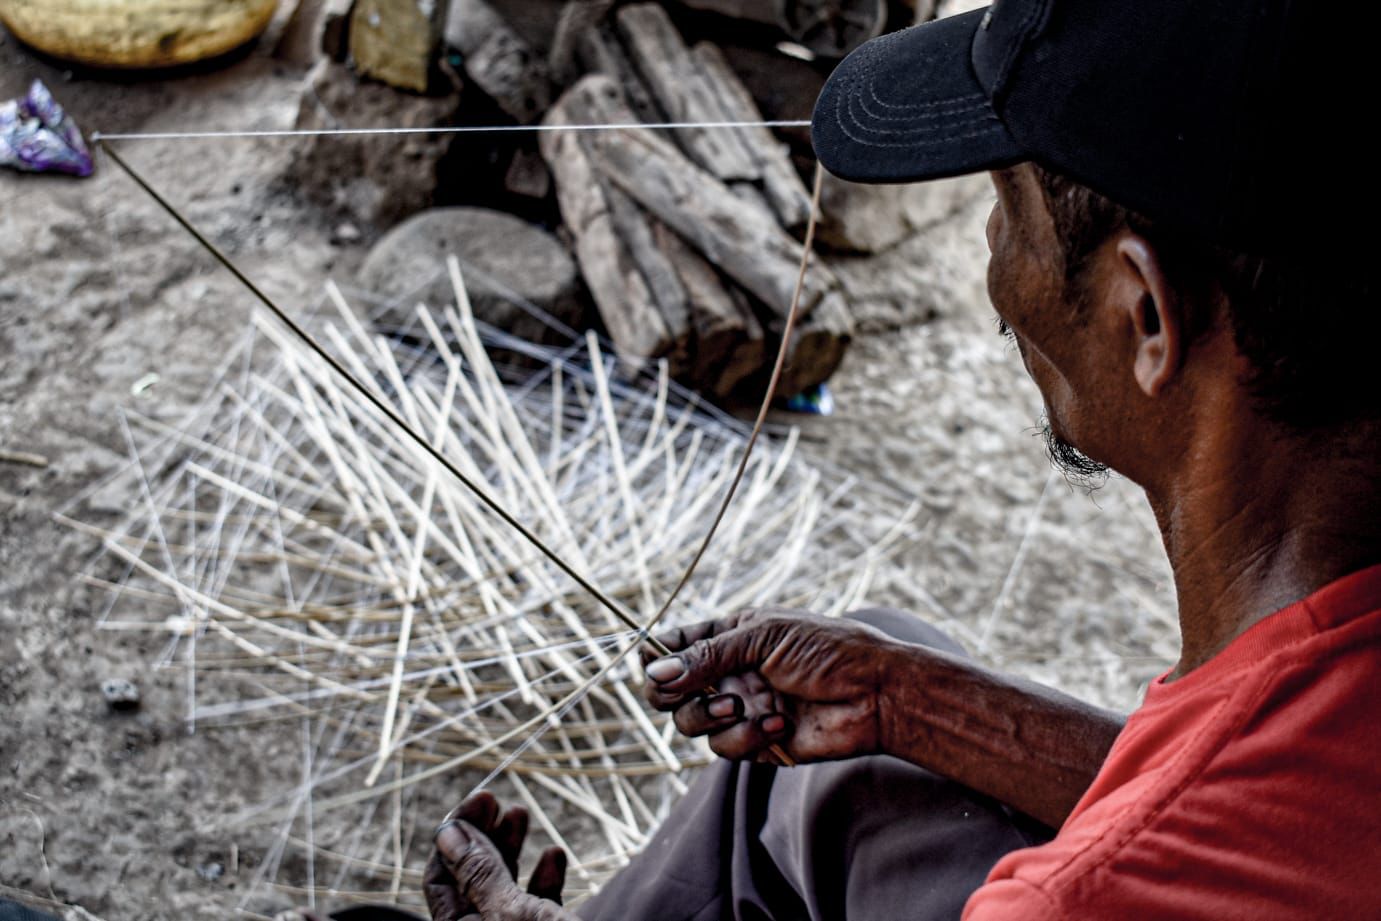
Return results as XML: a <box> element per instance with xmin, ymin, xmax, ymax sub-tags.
<box><xmin>91</xmin><ymin>119</ymin><xmax>812</xmax><ymax>143</ymax></box>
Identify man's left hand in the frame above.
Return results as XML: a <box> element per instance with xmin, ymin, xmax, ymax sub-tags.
<box><xmin>425</xmin><ymin>792</ymin><xmax>573</xmax><ymax>921</ymax></box>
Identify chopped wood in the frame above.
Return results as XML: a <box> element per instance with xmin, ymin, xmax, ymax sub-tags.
<box><xmin>651</xmin><ymin>222</ymin><xmax>765</xmax><ymax>397</ymax></box>
<box><xmin>615</xmin><ymin>3</ymin><xmax>759</xmax><ymax>182</ymax></box>
<box><xmin>781</xmin><ymin>291</ymin><xmax>854</xmax><ymax>395</ymax></box>
<box><xmin>447</xmin><ymin>0</ymin><xmax>552</xmax><ymax>121</ymax></box>
<box><xmin>548</xmin><ymin>0</ymin><xmax>616</xmax><ymax>86</ymax></box>
<box><xmin>540</xmin><ymin>81</ymin><xmax>674</xmax><ymax>362</ymax></box>
<box><xmin>575</xmin><ymin>21</ymin><xmax>663</xmax><ymax>125</ymax></box>
<box><xmin>690</xmin><ymin>41</ymin><xmax>813</xmax><ymax>230</ymax></box>
<box><xmin>572</xmin><ymin>75</ymin><xmax>840</xmax><ymax>321</ymax></box>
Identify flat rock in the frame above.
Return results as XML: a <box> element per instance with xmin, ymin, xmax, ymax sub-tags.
<box><xmin>358</xmin><ymin>207</ymin><xmax>585</xmax><ymax>342</ymax></box>
<box><xmin>0</xmin><ymin>0</ymin><xmax>277</xmax><ymax>68</ymax></box>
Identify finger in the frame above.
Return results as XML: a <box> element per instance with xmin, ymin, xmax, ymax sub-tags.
<box><xmin>642</xmin><ymin>607</ymin><xmax>762</xmax><ymax>663</ymax></box>
<box><xmin>436</xmin><ymin>820</ymin><xmax>514</xmax><ymax>915</ymax></box>
<box><xmin>423</xmin><ymin>847</ymin><xmax>470</xmax><ymax>921</ymax></box>
<box><xmin>527</xmin><ymin>846</ymin><xmax>568</xmax><ymax>904</ymax></box>
<box><xmin>493</xmin><ymin>805</ymin><xmax>529</xmax><ymax>879</ymax></box>
<box><xmin>705</xmin><ymin>711</ymin><xmax>792</xmax><ymax>761</ymax></box>
<box><xmin>671</xmin><ymin>693</ymin><xmax>743</xmax><ymax>737</ymax></box>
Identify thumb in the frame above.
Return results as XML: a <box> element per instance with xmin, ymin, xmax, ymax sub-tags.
<box><xmin>644</xmin><ymin>622</ymin><xmax>773</xmax><ymax>695</ymax></box>
<box><xmin>436</xmin><ymin>819</ymin><xmax>513</xmax><ymax>914</ymax></box>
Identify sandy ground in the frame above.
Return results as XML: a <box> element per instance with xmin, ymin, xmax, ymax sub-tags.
<box><xmin>0</xmin><ymin>28</ymin><xmax>1175</xmax><ymax>921</ymax></box>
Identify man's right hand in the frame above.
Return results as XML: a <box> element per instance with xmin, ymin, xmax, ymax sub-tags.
<box><xmin>641</xmin><ymin>607</ymin><xmax>905</xmax><ymax>764</ymax></box>
<box><xmin>642</xmin><ymin>607</ymin><xmax>1125</xmax><ymax>828</ymax></box>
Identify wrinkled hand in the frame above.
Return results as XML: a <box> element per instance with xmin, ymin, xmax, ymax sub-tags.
<box><xmin>425</xmin><ymin>792</ymin><xmax>573</xmax><ymax>921</ymax></box>
<box><xmin>642</xmin><ymin>608</ymin><xmax>899</xmax><ymax>763</ymax></box>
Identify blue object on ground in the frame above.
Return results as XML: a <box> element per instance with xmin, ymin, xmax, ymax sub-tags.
<box><xmin>784</xmin><ymin>382</ymin><xmax>835</xmax><ymax>415</ymax></box>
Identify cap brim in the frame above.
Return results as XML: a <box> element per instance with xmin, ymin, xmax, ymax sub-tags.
<box><xmin>811</xmin><ymin>8</ymin><xmax>1024</xmax><ymax>184</ymax></box>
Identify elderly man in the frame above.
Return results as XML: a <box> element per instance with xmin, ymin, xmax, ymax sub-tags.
<box><xmin>421</xmin><ymin>0</ymin><xmax>1381</xmax><ymax>917</ymax></box>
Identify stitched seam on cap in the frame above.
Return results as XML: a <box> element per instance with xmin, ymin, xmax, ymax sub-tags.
<box><xmin>860</xmin><ymin>89</ymin><xmax>990</xmax><ymax>123</ymax></box>
<box><xmin>838</xmin><ymin>90</ymin><xmax>1005</xmax><ymax>148</ymax></box>
<box><xmin>860</xmin><ymin>84</ymin><xmax>986</xmax><ymax>113</ymax></box>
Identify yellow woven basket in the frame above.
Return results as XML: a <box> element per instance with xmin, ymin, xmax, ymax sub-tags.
<box><xmin>0</xmin><ymin>0</ymin><xmax>279</xmax><ymax>68</ymax></box>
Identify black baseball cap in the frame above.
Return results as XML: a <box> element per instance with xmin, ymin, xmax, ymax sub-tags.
<box><xmin>811</xmin><ymin>0</ymin><xmax>1365</xmax><ymax>260</ymax></box>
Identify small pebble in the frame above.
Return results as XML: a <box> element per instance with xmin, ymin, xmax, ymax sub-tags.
<box><xmin>196</xmin><ymin>861</ymin><xmax>225</xmax><ymax>882</ymax></box>
<box><xmin>100</xmin><ymin>678</ymin><xmax>140</xmax><ymax>712</ymax></box>
<box><xmin>332</xmin><ymin>222</ymin><xmax>362</xmax><ymax>245</ymax></box>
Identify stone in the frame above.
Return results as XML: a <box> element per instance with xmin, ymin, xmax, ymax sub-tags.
<box><xmin>330</xmin><ymin>222</ymin><xmax>362</xmax><ymax>245</ymax></box>
<box><xmin>0</xmin><ymin>0</ymin><xmax>278</xmax><ymax>68</ymax></box>
<box><xmin>195</xmin><ymin>862</ymin><xmax>225</xmax><ymax>881</ymax></box>
<box><xmin>357</xmin><ymin>207</ymin><xmax>586</xmax><ymax>343</ymax></box>
<box><xmin>350</xmin><ymin>0</ymin><xmax>451</xmax><ymax>93</ymax></box>
<box><xmin>100</xmin><ymin>677</ymin><xmax>140</xmax><ymax>712</ymax></box>
<box><xmin>444</xmin><ymin>0</ymin><xmax>551</xmax><ymax>123</ymax></box>
<box><xmin>289</xmin><ymin>57</ymin><xmax>460</xmax><ymax>227</ymax></box>
<box><xmin>816</xmin><ymin>171</ymin><xmax>989</xmax><ymax>254</ymax></box>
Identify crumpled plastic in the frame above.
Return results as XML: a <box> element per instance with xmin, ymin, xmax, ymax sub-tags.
<box><xmin>0</xmin><ymin>79</ymin><xmax>94</xmax><ymax>177</ymax></box>
<box><xmin>784</xmin><ymin>382</ymin><xmax>835</xmax><ymax>415</ymax></box>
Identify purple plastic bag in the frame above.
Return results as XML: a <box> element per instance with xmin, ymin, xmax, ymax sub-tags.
<box><xmin>0</xmin><ymin>79</ymin><xmax>94</xmax><ymax>177</ymax></box>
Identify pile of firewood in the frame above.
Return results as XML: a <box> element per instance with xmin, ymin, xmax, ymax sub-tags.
<box><xmin>542</xmin><ymin>4</ymin><xmax>851</xmax><ymax>398</ymax></box>
<box><xmin>278</xmin><ymin>0</ymin><xmax>889</xmax><ymax>399</ymax></box>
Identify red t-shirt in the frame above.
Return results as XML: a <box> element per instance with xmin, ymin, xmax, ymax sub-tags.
<box><xmin>964</xmin><ymin>564</ymin><xmax>1381</xmax><ymax>920</ymax></box>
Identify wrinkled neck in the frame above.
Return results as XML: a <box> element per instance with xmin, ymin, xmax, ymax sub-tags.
<box><xmin>1147</xmin><ymin>418</ymin><xmax>1381</xmax><ymax>679</ymax></box>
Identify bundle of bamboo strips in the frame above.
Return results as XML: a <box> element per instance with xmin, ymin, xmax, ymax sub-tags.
<box><xmin>59</xmin><ymin>259</ymin><xmax>914</xmax><ymax>915</ymax></box>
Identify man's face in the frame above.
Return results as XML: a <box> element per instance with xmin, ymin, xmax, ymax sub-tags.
<box><xmin>985</xmin><ymin>164</ymin><xmax>1110</xmax><ymax>483</ymax></box>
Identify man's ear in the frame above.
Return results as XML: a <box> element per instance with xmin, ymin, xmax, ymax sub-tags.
<box><xmin>1115</xmin><ymin>234</ymin><xmax>1182</xmax><ymax>398</ymax></box>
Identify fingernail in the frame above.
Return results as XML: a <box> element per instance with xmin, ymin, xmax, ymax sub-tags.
<box><xmin>707</xmin><ymin>695</ymin><xmax>738</xmax><ymax>718</ymax></box>
<box><xmin>645</xmin><ymin>656</ymin><xmax>685</xmax><ymax>683</ymax></box>
<box><xmin>435</xmin><ymin>819</ymin><xmax>472</xmax><ymax>856</ymax></box>
<box><xmin>760</xmin><ymin>714</ymin><xmax>786</xmax><ymax>735</ymax></box>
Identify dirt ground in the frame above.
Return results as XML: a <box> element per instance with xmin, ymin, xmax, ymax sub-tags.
<box><xmin>0</xmin><ymin>27</ymin><xmax>1175</xmax><ymax>921</ymax></box>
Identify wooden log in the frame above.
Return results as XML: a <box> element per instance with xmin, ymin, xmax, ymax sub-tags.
<box><xmin>614</xmin><ymin>4</ymin><xmax>759</xmax><ymax>182</ymax></box>
<box><xmin>446</xmin><ymin>0</ymin><xmax>552</xmax><ymax>121</ymax></box>
<box><xmin>651</xmin><ymin>222</ymin><xmax>764</xmax><ymax>397</ymax></box>
<box><xmin>540</xmin><ymin>82</ymin><xmax>674</xmax><ymax>363</ymax></box>
<box><xmin>548</xmin><ymin>0</ymin><xmax>615</xmax><ymax>85</ymax></box>
<box><xmin>779</xmin><ymin>290</ymin><xmax>854</xmax><ymax>396</ymax></box>
<box><xmin>691</xmin><ymin>41</ymin><xmax>813</xmax><ymax>230</ymax></box>
<box><xmin>717</xmin><ymin>288</ymin><xmax>769</xmax><ymax>397</ymax></box>
<box><xmin>571</xmin><ymin>76</ymin><xmax>841</xmax><ymax>321</ymax></box>
<box><xmin>575</xmin><ymin>21</ymin><xmax>663</xmax><ymax>125</ymax></box>
<box><xmin>604</xmin><ymin>187</ymin><xmax>693</xmax><ymax>375</ymax></box>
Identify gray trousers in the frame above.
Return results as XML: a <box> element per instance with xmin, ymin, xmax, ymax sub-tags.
<box><xmin>578</xmin><ymin>610</ymin><xmax>1052</xmax><ymax>921</ymax></box>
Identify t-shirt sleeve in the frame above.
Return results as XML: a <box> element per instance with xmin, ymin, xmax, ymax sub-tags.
<box><xmin>963</xmin><ymin>877</ymin><xmax>1069</xmax><ymax>921</ymax></box>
